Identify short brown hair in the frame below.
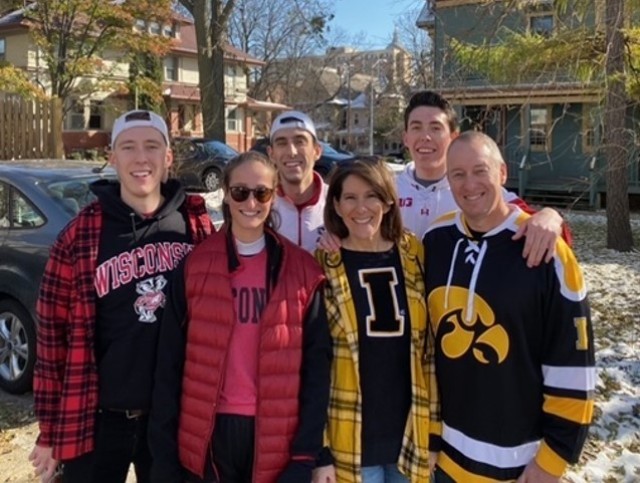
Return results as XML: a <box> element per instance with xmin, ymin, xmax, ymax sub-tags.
<box><xmin>404</xmin><ymin>90</ymin><xmax>458</xmax><ymax>133</ymax></box>
<box><xmin>221</xmin><ymin>151</ymin><xmax>280</xmax><ymax>230</ymax></box>
<box><xmin>324</xmin><ymin>156</ymin><xmax>403</xmax><ymax>243</ymax></box>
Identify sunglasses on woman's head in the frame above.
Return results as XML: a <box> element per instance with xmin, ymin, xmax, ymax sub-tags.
<box><xmin>229</xmin><ymin>186</ymin><xmax>275</xmax><ymax>203</ymax></box>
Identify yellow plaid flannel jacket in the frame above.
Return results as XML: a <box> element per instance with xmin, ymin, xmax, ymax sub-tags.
<box><xmin>315</xmin><ymin>232</ymin><xmax>437</xmax><ymax>482</ymax></box>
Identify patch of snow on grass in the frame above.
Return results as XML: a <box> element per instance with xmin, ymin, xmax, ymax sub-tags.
<box><xmin>563</xmin><ymin>211</ymin><xmax>640</xmax><ymax>483</ymax></box>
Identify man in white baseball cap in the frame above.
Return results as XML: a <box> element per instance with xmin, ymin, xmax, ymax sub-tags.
<box><xmin>267</xmin><ymin>110</ymin><xmax>327</xmax><ymax>252</ymax></box>
<box><xmin>111</xmin><ymin>109</ymin><xmax>170</xmax><ymax>147</ymax></box>
<box><xmin>29</xmin><ymin>108</ymin><xmax>213</xmax><ymax>483</ymax></box>
<box><xmin>108</xmin><ymin>110</ymin><xmax>173</xmax><ymax>208</ymax></box>
<box><xmin>269</xmin><ymin>110</ymin><xmax>318</xmax><ymax>142</ymax></box>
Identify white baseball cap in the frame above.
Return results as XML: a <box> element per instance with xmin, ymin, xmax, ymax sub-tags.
<box><xmin>270</xmin><ymin>111</ymin><xmax>317</xmax><ymax>142</ymax></box>
<box><xmin>111</xmin><ymin>110</ymin><xmax>169</xmax><ymax>146</ymax></box>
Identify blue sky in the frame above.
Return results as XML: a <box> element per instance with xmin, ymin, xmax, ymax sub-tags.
<box><xmin>331</xmin><ymin>0</ymin><xmax>421</xmax><ymax>49</ymax></box>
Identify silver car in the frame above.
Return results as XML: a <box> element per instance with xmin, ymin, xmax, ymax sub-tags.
<box><xmin>0</xmin><ymin>160</ymin><xmax>115</xmax><ymax>394</ymax></box>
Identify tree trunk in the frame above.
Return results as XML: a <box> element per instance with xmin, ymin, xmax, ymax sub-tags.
<box><xmin>193</xmin><ymin>1</ymin><xmax>227</xmax><ymax>141</ymax></box>
<box><xmin>603</xmin><ymin>0</ymin><xmax>634</xmax><ymax>251</ymax></box>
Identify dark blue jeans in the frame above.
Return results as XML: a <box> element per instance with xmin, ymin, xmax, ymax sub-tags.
<box><xmin>61</xmin><ymin>410</ymin><xmax>151</xmax><ymax>483</ymax></box>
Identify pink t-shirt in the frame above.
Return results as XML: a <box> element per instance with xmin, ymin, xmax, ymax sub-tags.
<box><xmin>218</xmin><ymin>248</ymin><xmax>267</xmax><ymax>416</ymax></box>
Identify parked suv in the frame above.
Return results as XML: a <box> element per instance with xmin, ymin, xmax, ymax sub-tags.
<box><xmin>172</xmin><ymin>137</ymin><xmax>238</xmax><ymax>191</ymax></box>
<box><xmin>250</xmin><ymin>138</ymin><xmax>354</xmax><ymax>179</ymax></box>
<box><xmin>0</xmin><ymin>161</ymin><xmax>115</xmax><ymax>394</ymax></box>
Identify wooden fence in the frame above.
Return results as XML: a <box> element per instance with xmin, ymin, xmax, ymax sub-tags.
<box><xmin>0</xmin><ymin>94</ymin><xmax>63</xmax><ymax>160</ymax></box>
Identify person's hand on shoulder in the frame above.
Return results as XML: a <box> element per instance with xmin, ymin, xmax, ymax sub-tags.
<box><xmin>317</xmin><ymin>230</ymin><xmax>342</xmax><ymax>253</ymax></box>
<box><xmin>512</xmin><ymin>207</ymin><xmax>563</xmax><ymax>267</ymax></box>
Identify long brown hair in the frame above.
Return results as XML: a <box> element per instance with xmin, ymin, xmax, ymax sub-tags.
<box><xmin>324</xmin><ymin>156</ymin><xmax>403</xmax><ymax>243</ymax></box>
<box><xmin>221</xmin><ymin>151</ymin><xmax>280</xmax><ymax>230</ymax></box>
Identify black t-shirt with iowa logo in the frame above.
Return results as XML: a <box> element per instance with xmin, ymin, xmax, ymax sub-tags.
<box><xmin>341</xmin><ymin>246</ymin><xmax>411</xmax><ymax>467</ymax></box>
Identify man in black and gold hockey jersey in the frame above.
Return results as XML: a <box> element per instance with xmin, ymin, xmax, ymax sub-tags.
<box><xmin>424</xmin><ymin>131</ymin><xmax>594</xmax><ymax>482</ymax></box>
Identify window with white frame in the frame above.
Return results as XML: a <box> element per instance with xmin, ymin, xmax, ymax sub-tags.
<box><xmin>225</xmin><ymin>65</ymin><xmax>238</xmax><ymax>93</ymax></box>
<box><xmin>178</xmin><ymin>105</ymin><xmax>196</xmax><ymax>132</ymax></box>
<box><xmin>528</xmin><ymin>106</ymin><xmax>551</xmax><ymax>151</ymax></box>
<box><xmin>226</xmin><ymin>108</ymin><xmax>239</xmax><ymax>132</ymax></box>
<box><xmin>68</xmin><ymin>100</ymin><xmax>86</xmax><ymax>130</ymax></box>
<box><xmin>149</xmin><ymin>22</ymin><xmax>161</xmax><ymax>35</ymax></box>
<box><xmin>88</xmin><ymin>101</ymin><xmax>103</xmax><ymax>130</ymax></box>
<box><xmin>164</xmin><ymin>56</ymin><xmax>178</xmax><ymax>81</ymax></box>
<box><xmin>160</xmin><ymin>22</ymin><xmax>180</xmax><ymax>38</ymax></box>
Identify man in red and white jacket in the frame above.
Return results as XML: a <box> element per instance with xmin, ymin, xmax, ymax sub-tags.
<box><xmin>267</xmin><ymin>111</ymin><xmax>328</xmax><ymax>253</ymax></box>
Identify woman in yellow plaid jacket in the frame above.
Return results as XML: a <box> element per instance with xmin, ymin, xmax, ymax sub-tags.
<box><xmin>313</xmin><ymin>157</ymin><xmax>437</xmax><ymax>483</ymax></box>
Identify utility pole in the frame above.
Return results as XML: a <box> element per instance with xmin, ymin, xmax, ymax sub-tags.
<box><xmin>369</xmin><ymin>79</ymin><xmax>374</xmax><ymax>155</ymax></box>
<box><xmin>345</xmin><ymin>63</ymin><xmax>351</xmax><ymax>151</ymax></box>
<box><xmin>368</xmin><ymin>59</ymin><xmax>386</xmax><ymax>155</ymax></box>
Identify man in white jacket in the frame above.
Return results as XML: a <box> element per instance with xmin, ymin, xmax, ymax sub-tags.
<box><xmin>267</xmin><ymin>111</ymin><xmax>328</xmax><ymax>253</ymax></box>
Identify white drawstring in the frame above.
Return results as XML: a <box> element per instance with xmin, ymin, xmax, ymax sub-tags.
<box><xmin>466</xmin><ymin>240</ymin><xmax>488</xmax><ymax>323</ymax></box>
<box><xmin>444</xmin><ymin>236</ymin><xmax>489</xmax><ymax>323</ymax></box>
<box><xmin>444</xmin><ymin>238</ymin><xmax>464</xmax><ymax>310</ymax></box>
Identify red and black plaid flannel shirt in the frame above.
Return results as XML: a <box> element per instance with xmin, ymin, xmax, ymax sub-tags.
<box><xmin>34</xmin><ymin>195</ymin><xmax>212</xmax><ymax>461</ymax></box>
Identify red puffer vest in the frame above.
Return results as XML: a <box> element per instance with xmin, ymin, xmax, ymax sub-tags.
<box><xmin>177</xmin><ymin>228</ymin><xmax>324</xmax><ymax>482</ymax></box>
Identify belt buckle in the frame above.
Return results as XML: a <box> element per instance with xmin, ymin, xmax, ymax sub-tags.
<box><xmin>124</xmin><ymin>409</ymin><xmax>141</xmax><ymax>419</ymax></box>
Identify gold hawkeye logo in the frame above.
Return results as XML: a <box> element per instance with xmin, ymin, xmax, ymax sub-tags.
<box><xmin>428</xmin><ymin>286</ymin><xmax>509</xmax><ymax>364</ymax></box>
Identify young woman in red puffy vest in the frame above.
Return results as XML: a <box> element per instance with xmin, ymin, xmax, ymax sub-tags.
<box><xmin>149</xmin><ymin>151</ymin><xmax>331</xmax><ymax>483</ymax></box>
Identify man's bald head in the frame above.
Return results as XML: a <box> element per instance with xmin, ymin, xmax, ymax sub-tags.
<box><xmin>447</xmin><ymin>130</ymin><xmax>505</xmax><ymax>169</ymax></box>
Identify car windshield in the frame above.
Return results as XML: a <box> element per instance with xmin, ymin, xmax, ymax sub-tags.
<box><xmin>44</xmin><ymin>176</ymin><xmax>104</xmax><ymax>216</ymax></box>
<box><xmin>201</xmin><ymin>140</ymin><xmax>238</xmax><ymax>158</ymax></box>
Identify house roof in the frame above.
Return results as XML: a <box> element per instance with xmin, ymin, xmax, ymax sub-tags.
<box><xmin>241</xmin><ymin>97</ymin><xmax>291</xmax><ymax>111</ymax></box>
<box><xmin>0</xmin><ymin>6</ymin><xmax>30</xmax><ymax>30</ymax></box>
<box><xmin>350</xmin><ymin>92</ymin><xmax>369</xmax><ymax>109</ymax></box>
<box><xmin>0</xmin><ymin>5</ymin><xmax>264</xmax><ymax>66</ymax></box>
<box><xmin>416</xmin><ymin>1</ymin><xmax>435</xmax><ymax>29</ymax></box>
<box><xmin>170</xmin><ymin>21</ymin><xmax>264</xmax><ymax>66</ymax></box>
<box><xmin>439</xmin><ymin>83</ymin><xmax>601</xmax><ymax>106</ymax></box>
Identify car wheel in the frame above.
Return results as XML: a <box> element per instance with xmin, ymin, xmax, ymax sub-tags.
<box><xmin>203</xmin><ymin>168</ymin><xmax>222</xmax><ymax>192</ymax></box>
<box><xmin>0</xmin><ymin>299</ymin><xmax>36</xmax><ymax>394</ymax></box>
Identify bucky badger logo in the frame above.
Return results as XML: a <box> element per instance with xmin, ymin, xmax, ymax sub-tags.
<box><xmin>134</xmin><ymin>275</ymin><xmax>167</xmax><ymax>323</ymax></box>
